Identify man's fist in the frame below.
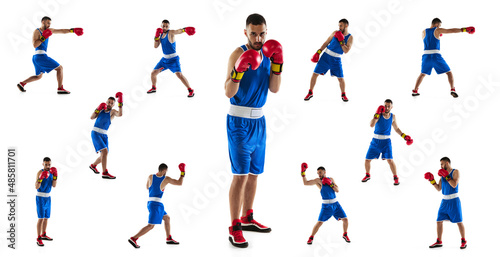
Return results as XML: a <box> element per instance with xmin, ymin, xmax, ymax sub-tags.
<box><xmin>311</xmin><ymin>49</ymin><xmax>321</xmax><ymax>63</ymax></box>
<box><xmin>115</xmin><ymin>92</ymin><xmax>123</xmax><ymax>107</ymax></box>
<box><xmin>70</xmin><ymin>28</ymin><xmax>84</xmax><ymax>36</ymax></box>
<box><xmin>39</xmin><ymin>170</ymin><xmax>49</xmax><ymax>181</ymax></box>
<box><xmin>40</xmin><ymin>29</ymin><xmax>52</xmax><ymax>42</ymax></box>
<box><xmin>462</xmin><ymin>26</ymin><xmax>475</xmax><ymax>34</ymax></box>
<box><xmin>95</xmin><ymin>103</ymin><xmax>107</xmax><ymax>114</ymax></box>
<box><xmin>301</xmin><ymin>162</ymin><xmax>308</xmax><ymax>177</ymax></box>
<box><xmin>155</xmin><ymin>28</ymin><xmax>162</xmax><ymax>40</ymax></box>
<box><xmin>183</xmin><ymin>27</ymin><xmax>196</xmax><ymax>36</ymax></box>
<box><xmin>179</xmin><ymin>163</ymin><xmax>186</xmax><ymax>177</ymax></box>
<box><xmin>438</xmin><ymin>169</ymin><xmax>451</xmax><ymax>181</ymax></box>
<box><xmin>374</xmin><ymin>105</ymin><xmax>385</xmax><ymax>119</ymax></box>
<box><xmin>262</xmin><ymin>40</ymin><xmax>283</xmax><ymax>75</ymax></box>
<box><xmin>322</xmin><ymin>177</ymin><xmax>333</xmax><ymax>187</ymax></box>
<box><xmin>424</xmin><ymin>172</ymin><xmax>436</xmax><ymax>185</ymax></box>
<box><xmin>231</xmin><ymin>49</ymin><xmax>262</xmax><ymax>83</ymax></box>
<box><xmin>50</xmin><ymin>167</ymin><xmax>58</xmax><ymax>180</ymax></box>
<box><xmin>334</xmin><ymin>30</ymin><xmax>345</xmax><ymax>45</ymax></box>
<box><xmin>402</xmin><ymin>133</ymin><xmax>413</xmax><ymax>145</ymax></box>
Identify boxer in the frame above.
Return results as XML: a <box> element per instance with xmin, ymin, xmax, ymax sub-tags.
<box><xmin>412</xmin><ymin>18</ymin><xmax>475</xmax><ymax>98</ymax></box>
<box><xmin>35</xmin><ymin>157</ymin><xmax>58</xmax><ymax>246</ymax></box>
<box><xmin>147</xmin><ymin>20</ymin><xmax>196</xmax><ymax>97</ymax></box>
<box><xmin>301</xmin><ymin>164</ymin><xmax>350</xmax><ymax>245</ymax></box>
<box><xmin>89</xmin><ymin>92</ymin><xmax>123</xmax><ymax>179</ymax></box>
<box><xmin>305</xmin><ymin>18</ymin><xmax>353</xmax><ymax>102</ymax></box>
<box><xmin>425</xmin><ymin>157</ymin><xmax>467</xmax><ymax>249</ymax></box>
<box><xmin>17</xmin><ymin>16</ymin><xmax>83</xmax><ymax>94</ymax></box>
<box><xmin>128</xmin><ymin>163</ymin><xmax>185</xmax><ymax>248</ymax></box>
<box><xmin>225</xmin><ymin>13</ymin><xmax>283</xmax><ymax>248</ymax></box>
<box><xmin>362</xmin><ymin>99</ymin><xmax>413</xmax><ymax>185</ymax></box>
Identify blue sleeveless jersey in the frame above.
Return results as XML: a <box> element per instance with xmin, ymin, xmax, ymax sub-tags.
<box><xmin>36</xmin><ymin>28</ymin><xmax>49</xmax><ymax>52</ymax></box>
<box><xmin>374</xmin><ymin>113</ymin><xmax>392</xmax><ymax>135</ymax></box>
<box><xmin>37</xmin><ymin>171</ymin><xmax>53</xmax><ymax>193</ymax></box>
<box><xmin>441</xmin><ymin>169</ymin><xmax>458</xmax><ymax>195</ymax></box>
<box><xmin>149</xmin><ymin>174</ymin><xmax>165</xmax><ymax>198</ymax></box>
<box><xmin>230</xmin><ymin>45</ymin><xmax>270</xmax><ymax>108</ymax></box>
<box><xmin>160</xmin><ymin>30</ymin><xmax>176</xmax><ymax>55</ymax></box>
<box><xmin>94</xmin><ymin>111</ymin><xmax>111</xmax><ymax>130</ymax></box>
<box><xmin>320</xmin><ymin>178</ymin><xmax>337</xmax><ymax>200</ymax></box>
<box><xmin>424</xmin><ymin>27</ymin><xmax>440</xmax><ymax>51</ymax></box>
<box><xmin>327</xmin><ymin>33</ymin><xmax>351</xmax><ymax>55</ymax></box>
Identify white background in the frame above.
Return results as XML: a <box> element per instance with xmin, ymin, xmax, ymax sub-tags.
<box><xmin>1</xmin><ymin>0</ymin><xmax>499</xmax><ymax>256</ymax></box>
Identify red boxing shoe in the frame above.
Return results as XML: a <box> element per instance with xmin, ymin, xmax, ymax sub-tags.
<box><xmin>187</xmin><ymin>88</ymin><xmax>195</xmax><ymax>98</ymax></box>
<box><xmin>40</xmin><ymin>232</ymin><xmax>53</xmax><ymax>241</ymax></box>
<box><xmin>429</xmin><ymin>238</ymin><xmax>443</xmax><ymax>248</ymax></box>
<box><xmin>341</xmin><ymin>92</ymin><xmax>348</xmax><ymax>102</ymax></box>
<box><xmin>394</xmin><ymin>175</ymin><xmax>400</xmax><ymax>186</ymax></box>
<box><xmin>241</xmin><ymin>209</ymin><xmax>271</xmax><ymax>233</ymax></box>
<box><xmin>412</xmin><ymin>89</ymin><xmax>420</xmax><ymax>96</ymax></box>
<box><xmin>89</xmin><ymin>164</ymin><xmax>100</xmax><ymax>174</ymax></box>
<box><xmin>128</xmin><ymin>237</ymin><xmax>140</xmax><ymax>248</ymax></box>
<box><xmin>166</xmin><ymin>235</ymin><xmax>179</xmax><ymax>245</ymax></box>
<box><xmin>460</xmin><ymin>238</ymin><xmax>467</xmax><ymax>249</ymax></box>
<box><xmin>229</xmin><ymin>219</ymin><xmax>248</xmax><ymax>248</ymax></box>
<box><xmin>57</xmin><ymin>86</ymin><xmax>71</xmax><ymax>94</ymax></box>
<box><xmin>17</xmin><ymin>82</ymin><xmax>26</xmax><ymax>92</ymax></box>
<box><xmin>102</xmin><ymin>170</ymin><xmax>116</xmax><ymax>179</ymax></box>
<box><xmin>450</xmin><ymin>88</ymin><xmax>459</xmax><ymax>98</ymax></box>
<box><xmin>147</xmin><ymin>86</ymin><xmax>156</xmax><ymax>94</ymax></box>
<box><xmin>343</xmin><ymin>232</ymin><xmax>350</xmax><ymax>243</ymax></box>
<box><xmin>37</xmin><ymin>237</ymin><xmax>44</xmax><ymax>247</ymax></box>
<box><xmin>307</xmin><ymin>236</ymin><xmax>314</xmax><ymax>245</ymax></box>
<box><xmin>304</xmin><ymin>90</ymin><xmax>313</xmax><ymax>101</ymax></box>
<box><xmin>361</xmin><ymin>173</ymin><xmax>370</xmax><ymax>183</ymax></box>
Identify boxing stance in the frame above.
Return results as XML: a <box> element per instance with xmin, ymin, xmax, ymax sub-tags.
<box><xmin>225</xmin><ymin>13</ymin><xmax>283</xmax><ymax>248</ymax></box>
<box><xmin>89</xmin><ymin>92</ymin><xmax>123</xmax><ymax>179</ymax></box>
<box><xmin>305</xmin><ymin>18</ymin><xmax>353</xmax><ymax>102</ymax></box>
<box><xmin>424</xmin><ymin>157</ymin><xmax>467</xmax><ymax>249</ymax></box>
<box><xmin>35</xmin><ymin>157</ymin><xmax>58</xmax><ymax>246</ymax></box>
<box><xmin>362</xmin><ymin>99</ymin><xmax>413</xmax><ymax>185</ymax></box>
<box><xmin>412</xmin><ymin>18</ymin><xmax>475</xmax><ymax>98</ymax></box>
<box><xmin>301</xmin><ymin>164</ymin><xmax>350</xmax><ymax>245</ymax></box>
<box><xmin>128</xmin><ymin>163</ymin><xmax>185</xmax><ymax>248</ymax></box>
<box><xmin>17</xmin><ymin>16</ymin><xmax>83</xmax><ymax>94</ymax></box>
<box><xmin>147</xmin><ymin>19</ymin><xmax>196</xmax><ymax>97</ymax></box>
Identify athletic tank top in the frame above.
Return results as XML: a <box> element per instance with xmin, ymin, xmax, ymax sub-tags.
<box><xmin>374</xmin><ymin>113</ymin><xmax>392</xmax><ymax>136</ymax></box>
<box><xmin>424</xmin><ymin>27</ymin><xmax>440</xmax><ymax>51</ymax></box>
<box><xmin>94</xmin><ymin>111</ymin><xmax>111</xmax><ymax>130</ymax></box>
<box><xmin>320</xmin><ymin>177</ymin><xmax>337</xmax><ymax>200</ymax></box>
<box><xmin>149</xmin><ymin>174</ymin><xmax>165</xmax><ymax>198</ymax></box>
<box><xmin>327</xmin><ymin>33</ymin><xmax>351</xmax><ymax>55</ymax></box>
<box><xmin>37</xmin><ymin>171</ymin><xmax>53</xmax><ymax>193</ymax></box>
<box><xmin>35</xmin><ymin>28</ymin><xmax>49</xmax><ymax>52</ymax></box>
<box><xmin>441</xmin><ymin>169</ymin><xmax>458</xmax><ymax>196</ymax></box>
<box><xmin>161</xmin><ymin>30</ymin><xmax>176</xmax><ymax>55</ymax></box>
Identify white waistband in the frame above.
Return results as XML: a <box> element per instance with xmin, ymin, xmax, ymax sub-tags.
<box><xmin>324</xmin><ymin>48</ymin><xmax>343</xmax><ymax>58</ymax></box>
<box><xmin>373</xmin><ymin>134</ymin><xmax>390</xmax><ymax>139</ymax></box>
<box><xmin>163</xmin><ymin>53</ymin><xmax>178</xmax><ymax>59</ymax></box>
<box><xmin>92</xmin><ymin>127</ymin><xmax>108</xmax><ymax>134</ymax></box>
<box><xmin>424</xmin><ymin>50</ymin><xmax>440</xmax><ymax>54</ymax></box>
<box><xmin>35</xmin><ymin>50</ymin><xmax>47</xmax><ymax>55</ymax></box>
<box><xmin>322</xmin><ymin>198</ymin><xmax>338</xmax><ymax>204</ymax></box>
<box><xmin>442</xmin><ymin>193</ymin><xmax>458</xmax><ymax>200</ymax></box>
<box><xmin>37</xmin><ymin>192</ymin><xmax>50</xmax><ymax>197</ymax></box>
<box><xmin>148</xmin><ymin>197</ymin><xmax>162</xmax><ymax>202</ymax></box>
<box><xmin>228</xmin><ymin>104</ymin><xmax>263</xmax><ymax>119</ymax></box>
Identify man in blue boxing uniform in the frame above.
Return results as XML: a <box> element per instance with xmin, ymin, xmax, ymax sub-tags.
<box><xmin>225</xmin><ymin>13</ymin><xmax>283</xmax><ymax>248</ymax></box>
<box><xmin>412</xmin><ymin>18</ymin><xmax>475</xmax><ymax>98</ymax></box>
<box><xmin>147</xmin><ymin>20</ymin><xmax>196</xmax><ymax>97</ymax></box>
<box><xmin>17</xmin><ymin>16</ymin><xmax>83</xmax><ymax>94</ymax></box>
<box><xmin>362</xmin><ymin>99</ymin><xmax>413</xmax><ymax>186</ymax></box>
<box><xmin>89</xmin><ymin>92</ymin><xmax>123</xmax><ymax>179</ymax></box>
<box><xmin>35</xmin><ymin>157</ymin><xmax>58</xmax><ymax>247</ymax></box>
<box><xmin>305</xmin><ymin>18</ymin><xmax>353</xmax><ymax>102</ymax></box>
<box><xmin>424</xmin><ymin>157</ymin><xmax>467</xmax><ymax>249</ymax></box>
<box><xmin>301</xmin><ymin>164</ymin><xmax>350</xmax><ymax>245</ymax></box>
<box><xmin>128</xmin><ymin>163</ymin><xmax>185</xmax><ymax>248</ymax></box>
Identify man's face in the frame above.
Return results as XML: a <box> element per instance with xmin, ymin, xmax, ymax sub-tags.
<box><xmin>338</xmin><ymin>22</ymin><xmax>347</xmax><ymax>33</ymax></box>
<box><xmin>384</xmin><ymin>102</ymin><xmax>393</xmax><ymax>113</ymax></box>
<box><xmin>43</xmin><ymin>161</ymin><xmax>51</xmax><ymax>171</ymax></box>
<box><xmin>245</xmin><ymin>24</ymin><xmax>267</xmax><ymax>50</ymax></box>
<box><xmin>162</xmin><ymin>22</ymin><xmax>170</xmax><ymax>32</ymax></box>
<box><xmin>317</xmin><ymin>169</ymin><xmax>326</xmax><ymax>178</ymax></box>
<box><xmin>42</xmin><ymin>20</ymin><xmax>51</xmax><ymax>30</ymax></box>
<box><xmin>106</xmin><ymin>99</ymin><xmax>115</xmax><ymax>111</ymax></box>
<box><xmin>440</xmin><ymin>160</ymin><xmax>449</xmax><ymax>170</ymax></box>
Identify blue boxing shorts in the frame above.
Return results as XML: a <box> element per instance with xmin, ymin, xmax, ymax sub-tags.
<box><xmin>437</xmin><ymin>197</ymin><xmax>463</xmax><ymax>223</ymax></box>
<box><xmin>154</xmin><ymin>56</ymin><xmax>181</xmax><ymax>73</ymax></box>
<box><xmin>421</xmin><ymin>54</ymin><xmax>451</xmax><ymax>75</ymax></box>
<box><xmin>365</xmin><ymin>138</ymin><xmax>393</xmax><ymax>160</ymax></box>
<box><xmin>91</xmin><ymin>131</ymin><xmax>108</xmax><ymax>153</ymax></box>
<box><xmin>32</xmin><ymin>54</ymin><xmax>60</xmax><ymax>75</ymax></box>
<box><xmin>227</xmin><ymin>115</ymin><xmax>266</xmax><ymax>175</ymax></box>
<box><xmin>318</xmin><ymin>202</ymin><xmax>347</xmax><ymax>222</ymax></box>
<box><xmin>147</xmin><ymin>201</ymin><xmax>167</xmax><ymax>225</ymax></box>
<box><xmin>36</xmin><ymin>196</ymin><xmax>51</xmax><ymax>219</ymax></box>
<box><xmin>314</xmin><ymin>54</ymin><xmax>343</xmax><ymax>78</ymax></box>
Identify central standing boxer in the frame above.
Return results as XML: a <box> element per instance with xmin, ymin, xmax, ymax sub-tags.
<box><xmin>424</xmin><ymin>157</ymin><xmax>467</xmax><ymax>249</ymax></box>
<box><xmin>35</xmin><ymin>157</ymin><xmax>58</xmax><ymax>247</ymax></box>
<box><xmin>128</xmin><ymin>163</ymin><xmax>185</xmax><ymax>248</ymax></box>
<box><xmin>17</xmin><ymin>16</ymin><xmax>83</xmax><ymax>94</ymax></box>
<box><xmin>146</xmin><ymin>20</ymin><xmax>196</xmax><ymax>97</ymax></box>
<box><xmin>362</xmin><ymin>99</ymin><xmax>413</xmax><ymax>185</ymax></box>
<box><xmin>89</xmin><ymin>92</ymin><xmax>123</xmax><ymax>179</ymax></box>
<box><xmin>412</xmin><ymin>18</ymin><xmax>475</xmax><ymax>98</ymax></box>
<box><xmin>225</xmin><ymin>13</ymin><xmax>283</xmax><ymax>248</ymax></box>
<box><xmin>304</xmin><ymin>18</ymin><xmax>353</xmax><ymax>102</ymax></box>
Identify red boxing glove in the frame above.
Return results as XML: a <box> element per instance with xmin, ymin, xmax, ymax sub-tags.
<box><xmin>401</xmin><ymin>133</ymin><xmax>413</xmax><ymax>145</ymax></box>
<box><xmin>374</xmin><ymin>105</ymin><xmax>385</xmax><ymax>119</ymax></box>
<box><xmin>40</xmin><ymin>29</ymin><xmax>52</xmax><ymax>42</ymax></box>
<box><xmin>262</xmin><ymin>39</ymin><xmax>283</xmax><ymax>75</ymax></box>
<box><xmin>183</xmin><ymin>27</ymin><xmax>196</xmax><ymax>36</ymax></box>
<box><xmin>311</xmin><ymin>49</ymin><xmax>321</xmax><ymax>63</ymax></box>
<box><xmin>155</xmin><ymin>28</ymin><xmax>162</xmax><ymax>41</ymax></box>
<box><xmin>115</xmin><ymin>92</ymin><xmax>123</xmax><ymax>107</ymax></box>
<box><xmin>95</xmin><ymin>102</ymin><xmax>107</xmax><ymax>113</ymax></box>
<box><xmin>231</xmin><ymin>49</ymin><xmax>262</xmax><ymax>83</ymax></box>
<box><xmin>39</xmin><ymin>170</ymin><xmax>49</xmax><ymax>181</ymax></box>
<box><xmin>438</xmin><ymin>169</ymin><xmax>451</xmax><ymax>181</ymax></box>
<box><xmin>321</xmin><ymin>177</ymin><xmax>333</xmax><ymax>187</ymax></box>
<box><xmin>50</xmin><ymin>167</ymin><xmax>58</xmax><ymax>180</ymax></box>
<box><xmin>462</xmin><ymin>26</ymin><xmax>475</xmax><ymax>34</ymax></box>
<box><xmin>424</xmin><ymin>172</ymin><xmax>436</xmax><ymax>185</ymax></box>
<box><xmin>334</xmin><ymin>30</ymin><xmax>346</xmax><ymax>45</ymax></box>
<box><xmin>179</xmin><ymin>163</ymin><xmax>186</xmax><ymax>177</ymax></box>
<box><xmin>70</xmin><ymin>28</ymin><xmax>84</xmax><ymax>36</ymax></box>
<box><xmin>301</xmin><ymin>162</ymin><xmax>308</xmax><ymax>177</ymax></box>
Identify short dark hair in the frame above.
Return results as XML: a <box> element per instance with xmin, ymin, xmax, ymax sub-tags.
<box><xmin>440</xmin><ymin>157</ymin><xmax>451</xmax><ymax>163</ymax></box>
<box><xmin>41</xmin><ymin>16</ymin><xmax>51</xmax><ymax>22</ymax></box>
<box><xmin>317</xmin><ymin>166</ymin><xmax>325</xmax><ymax>171</ymax></box>
<box><xmin>432</xmin><ymin>18</ymin><xmax>442</xmax><ymax>25</ymax></box>
<box><xmin>385</xmin><ymin>99</ymin><xmax>393</xmax><ymax>104</ymax></box>
<box><xmin>108</xmin><ymin>97</ymin><xmax>116</xmax><ymax>101</ymax></box>
<box><xmin>246</xmin><ymin>13</ymin><xmax>266</xmax><ymax>26</ymax></box>
<box><xmin>162</xmin><ymin>20</ymin><xmax>169</xmax><ymax>24</ymax></box>
<box><xmin>159</xmin><ymin>163</ymin><xmax>168</xmax><ymax>171</ymax></box>
<box><xmin>339</xmin><ymin>18</ymin><xmax>349</xmax><ymax>25</ymax></box>
<box><xmin>43</xmin><ymin>157</ymin><xmax>51</xmax><ymax>162</ymax></box>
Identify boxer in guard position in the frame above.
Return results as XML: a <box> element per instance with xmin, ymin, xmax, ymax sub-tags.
<box><xmin>35</xmin><ymin>157</ymin><xmax>58</xmax><ymax>246</ymax></box>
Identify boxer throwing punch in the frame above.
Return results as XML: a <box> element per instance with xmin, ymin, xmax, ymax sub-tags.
<box><xmin>147</xmin><ymin>20</ymin><xmax>196</xmax><ymax>97</ymax></box>
<box><xmin>225</xmin><ymin>13</ymin><xmax>283</xmax><ymax>248</ymax></box>
<box><xmin>35</xmin><ymin>157</ymin><xmax>58</xmax><ymax>247</ymax></box>
<box><xmin>305</xmin><ymin>19</ymin><xmax>353</xmax><ymax>102</ymax></box>
<box><xmin>301</xmin><ymin>164</ymin><xmax>350</xmax><ymax>245</ymax></box>
<box><xmin>89</xmin><ymin>92</ymin><xmax>123</xmax><ymax>179</ymax></box>
<box><xmin>128</xmin><ymin>163</ymin><xmax>185</xmax><ymax>248</ymax></box>
<box><xmin>17</xmin><ymin>16</ymin><xmax>83</xmax><ymax>94</ymax></box>
<box><xmin>424</xmin><ymin>157</ymin><xmax>467</xmax><ymax>249</ymax></box>
<box><xmin>362</xmin><ymin>99</ymin><xmax>413</xmax><ymax>185</ymax></box>
<box><xmin>412</xmin><ymin>18</ymin><xmax>475</xmax><ymax>98</ymax></box>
